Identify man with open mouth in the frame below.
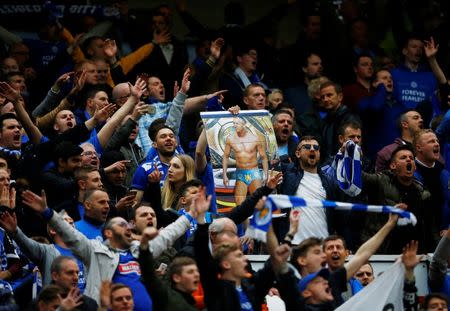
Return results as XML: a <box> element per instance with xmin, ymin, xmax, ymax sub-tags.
<box><xmin>413</xmin><ymin>129</ymin><xmax>445</xmax><ymax>244</ymax></box>
<box><xmin>355</xmin><ymin>144</ymin><xmax>435</xmax><ymax>254</ymax></box>
<box><xmin>280</xmin><ymin>136</ymin><xmax>339</xmax><ymax>245</ymax></box>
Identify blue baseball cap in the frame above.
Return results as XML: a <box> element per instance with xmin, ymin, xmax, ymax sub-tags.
<box><xmin>298</xmin><ymin>268</ymin><xmax>330</xmax><ymax>292</ymax></box>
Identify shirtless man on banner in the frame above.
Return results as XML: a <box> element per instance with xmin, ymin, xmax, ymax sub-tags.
<box><xmin>223</xmin><ymin>116</ymin><xmax>268</xmax><ymax>205</ymax></box>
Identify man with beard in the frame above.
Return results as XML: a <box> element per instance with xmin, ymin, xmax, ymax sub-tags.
<box><xmin>131</xmin><ymin>125</ymin><xmax>180</xmax><ymax>204</ymax></box>
<box><xmin>20</xmin><ymin>187</ymin><xmax>209</xmax><ymax>311</ymax></box>
<box><xmin>281</xmin><ymin>136</ymin><xmax>340</xmax><ymax>244</ymax></box>
<box><xmin>272</xmin><ymin>109</ymin><xmax>298</xmax><ymax>163</ymax></box>
<box><xmin>222</xmin><ymin>116</ymin><xmax>269</xmax><ymax>205</ymax></box>
<box><xmin>358</xmin><ymin>144</ymin><xmax>433</xmax><ymax>253</ymax></box>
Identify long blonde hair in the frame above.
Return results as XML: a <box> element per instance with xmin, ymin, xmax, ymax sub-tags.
<box><xmin>161</xmin><ymin>154</ymin><xmax>195</xmax><ymax>209</ymax></box>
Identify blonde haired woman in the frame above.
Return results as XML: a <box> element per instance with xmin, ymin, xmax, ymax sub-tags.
<box><xmin>161</xmin><ymin>154</ymin><xmax>195</xmax><ymax>210</ymax></box>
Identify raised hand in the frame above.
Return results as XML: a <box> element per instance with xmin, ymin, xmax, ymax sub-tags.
<box><xmin>0</xmin><ymin>186</ymin><xmax>15</xmax><ymax>209</ymax></box>
<box><xmin>94</xmin><ymin>103</ymin><xmax>116</xmax><ymax>123</ymax></box>
<box><xmin>190</xmin><ymin>186</ymin><xmax>212</xmax><ymax>221</ymax></box>
<box><xmin>424</xmin><ymin>37</ymin><xmax>439</xmax><ymax>59</ymax></box>
<box><xmin>228</xmin><ymin>105</ymin><xmax>240</xmax><ymax>115</ymax></box>
<box><xmin>271</xmin><ymin>244</ymin><xmax>291</xmax><ymax>273</ymax></box>
<box><xmin>140</xmin><ymin>227</ymin><xmax>159</xmax><ymax>250</ymax></box>
<box><xmin>153</xmin><ymin>30</ymin><xmax>171</xmax><ymax>45</ymax></box>
<box><xmin>0</xmin><ymin>208</ymin><xmax>18</xmax><ymax>233</ymax></box>
<box><xmin>104</xmin><ymin>39</ymin><xmax>118</xmax><ymax>59</ymax></box>
<box><xmin>210</xmin><ymin>38</ymin><xmax>225</xmax><ymax>60</ymax></box>
<box><xmin>266</xmin><ymin>169</ymin><xmax>283</xmax><ymax>189</ymax></box>
<box><xmin>206</xmin><ymin>89</ymin><xmax>227</xmax><ymax>100</ymax></box>
<box><xmin>180</xmin><ymin>68</ymin><xmax>191</xmax><ymax>95</ymax></box>
<box><xmin>21</xmin><ymin>190</ymin><xmax>48</xmax><ymax>213</ymax></box>
<box><xmin>0</xmin><ymin>82</ymin><xmax>21</xmax><ymax>103</ymax></box>
<box><xmin>402</xmin><ymin>240</ymin><xmax>423</xmax><ymax>271</ymax></box>
<box><xmin>147</xmin><ymin>163</ymin><xmax>162</xmax><ymax>183</ymax></box>
<box><xmin>59</xmin><ymin>287</ymin><xmax>83</xmax><ymax>311</ymax></box>
<box><xmin>53</xmin><ymin>71</ymin><xmax>74</xmax><ymax>91</ymax></box>
<box><xmin>130</xmin><ymin>77</ymin><xmax>147</xmax><ymax>99</ymax></box>
<box><xmin>173</xmin><ymin>81</ymin><xmax>179</xmax><ymax>98</ymax></box>
<box><xmin>71</xmin><ymin>70</ymin><xmax>87</xmax><ymax>95</ymax></box>
<box><xmin>387</xmin><ymin>203</ymin><xmax>407</xmax><ymax>226</ymax></box>
<box><xmin>67</xmin><ymin>33</ymin><xmax>84</xmax><ymax>56</ymax></box>
<box><xmin>131</xmin><ymin>101</ymin><xmax>148</xmax><ymax>122</ymax></box>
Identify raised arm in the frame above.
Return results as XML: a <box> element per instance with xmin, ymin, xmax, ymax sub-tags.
<box><xmin>96</xmin><ymin>78</ymin><xmax>146</xmax><ymax>148</ymax></box>
<box><xmin>183</xmin><ymin>90</ymin><xmax>227</xmax><ymax>114</ymax></box>
<box><xmin>0</xmin><ymin>82</ymin><xmax>43</xmax><ymax>144</ymax></box>
<box><xmin>165</xmin><ymin>68</ymin><xmax>190</xmax><ymax>136</ymax></box>
<box><xmin>146</xmin><ymin>187</ymin><xmax>210</xmax><ymax>257</ymax></box>
<box><xmin>138</xmin><ymin>228</ymin><xmax>170</xmax><ymax>310</ymax></box>
<box><xmin>104</xmin><ymin>103</ymin><xmax>145</xmax><ymax>151</ymax></box>
<box><xmin>424</xmin><ymin>37</ymin><xmax>447</xmax><ymax>85</ymax></box>
<box><xmin>402</xmin><ymin>241</ymin><xmax>421</xmax><ymax>311</ymax></box>
<box><xmin>195</xmin><ymin>128</ymin><xmax>208</xmax><ymax>174</ymax></box>
<box><xmin>32</xmin><ymin>71</ymin><xmax>74</xmax><ymax>118</ymax></box>
<box><xmin>345</xmin><ymin>211</ymin><xmax>399</xmax><ymax>280</ymax></box>
<box><xmin>0</xmin><ymin>186</ymin><xmax>50</xmax><ymax>266</ymax></box>
<box><xmin>20</xmin><ymin>190</ymin><xmax>94</xmax><ymax>264</ymax></box>
<box><xmin>35</xmin><ymin>70</ymin><xmax>86</xmax><ymax>131</ymax></box>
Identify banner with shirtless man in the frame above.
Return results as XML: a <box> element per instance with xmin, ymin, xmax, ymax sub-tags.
<box><xmin>200</xmin><ymin>110</ymin><xmax>278</xmax><ymax>212</ymax></box>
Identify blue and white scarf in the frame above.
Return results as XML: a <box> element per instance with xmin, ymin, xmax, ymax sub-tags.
<box><xmin>335</xmin><ymin>140</ymin><xmax>362</xmax><ymax>197</ymax></box>
<box><xmin>246</xmin><ymin>194</ymin><xmax>417</xmax><ymax>242</ymax></box>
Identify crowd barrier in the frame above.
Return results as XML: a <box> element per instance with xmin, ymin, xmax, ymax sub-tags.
<box><xmin>248</xmin><ymin>254</ymin><xmax>431</xmax><ymax>296</ymax></box>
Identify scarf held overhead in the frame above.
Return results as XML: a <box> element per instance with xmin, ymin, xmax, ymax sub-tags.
<box><xmin>245</xmin><ymin>194</ymin><xmax>417</xmax><ymax>242</ymax></box>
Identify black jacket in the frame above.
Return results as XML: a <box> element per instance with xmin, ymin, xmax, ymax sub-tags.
<box><xmin>194</xmin><ymin>223</ymin><xmax>275</xmax><ymax>311</ymax></box>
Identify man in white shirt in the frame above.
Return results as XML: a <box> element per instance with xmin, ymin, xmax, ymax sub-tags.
<box><xmin>281</xmin><ymin>136</ymin><xmax>339</xmax><ymax>244</ymax></box>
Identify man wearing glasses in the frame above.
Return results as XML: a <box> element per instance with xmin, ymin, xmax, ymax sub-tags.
<box><xmin>280</xmin><ymin>136</ymin><xmax>339</xmax><ymax>244</ymax></box>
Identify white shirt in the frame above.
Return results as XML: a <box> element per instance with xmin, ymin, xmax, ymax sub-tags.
<box><xmin>292</xmin><ymin>171</ymin><xmax>328</xmax><ymax>244</ymax></box>
<box><xmin>160</xmin><ymin>43</ymin><xmax>174</xmax><ymax>64</ymax></box>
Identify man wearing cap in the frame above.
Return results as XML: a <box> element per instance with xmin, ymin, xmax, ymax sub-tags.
<box><xmin>298</xmin><ymin>268</ymin><xmax>334</xmax><ymax>309</ymax></box>
<box><xmin>287</xmin><ymin>212</ymin><xmax>399</xmax><ymax>308</ymax></box>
